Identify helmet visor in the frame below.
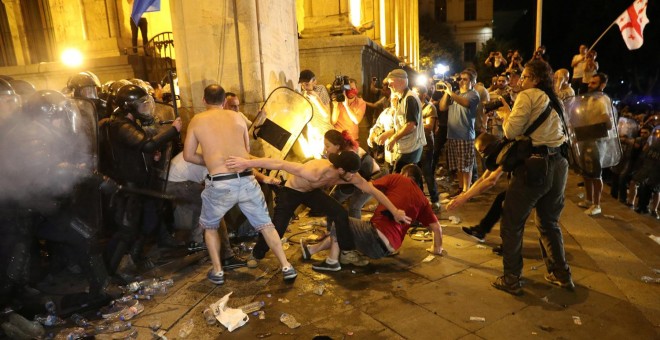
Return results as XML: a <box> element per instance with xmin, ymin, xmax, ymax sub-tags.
<box><xmin>135</xmin><ymin>95</ymin><xmax>155</xmax><ymax>124</ymax></box>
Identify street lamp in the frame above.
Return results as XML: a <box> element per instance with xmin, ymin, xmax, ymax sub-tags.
<box><xmin>61</xmin><ymin>48</ymin><xmax>83</xmax><ymax>67</ymax></box>
<box><xmin>434</xmin><ymin>63</ymin><xmax>449</xmax><ymax>77</ymax></box>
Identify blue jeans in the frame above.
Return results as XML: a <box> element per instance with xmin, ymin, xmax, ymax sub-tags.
<box><xmin>393</xmin><ymin>147</ymin><xmax>423</xmax><ymax>173</ymax></box>
<box><xmin>420</xmin><ymin>146</ymin><xmax>439</xmax><ymax>203</ymax></box>
<box><xmin>199</xmin><ymin>176</ymin><xmax>273</xmax><ymax>231</ymax></box>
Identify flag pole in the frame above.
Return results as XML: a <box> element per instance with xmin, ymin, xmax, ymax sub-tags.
<box><xmin>589</xmin><ymin>21</ymin><xmax>617</xmax><ymax>51</ymax></box>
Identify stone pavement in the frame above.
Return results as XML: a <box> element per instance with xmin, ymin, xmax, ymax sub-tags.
<box><xmin>127</xmin><ymin>173</ymin><xmax>659</xmax><ymax>339</ymax></box>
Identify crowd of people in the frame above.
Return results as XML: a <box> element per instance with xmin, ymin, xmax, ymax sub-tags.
<box><xmin>0</xmin><ymin>41</ymin><xmax>658</xmax><ymax>311</ymax></box>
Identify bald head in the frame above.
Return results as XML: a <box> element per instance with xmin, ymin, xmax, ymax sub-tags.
<box><xmin>555</xmin><ymin>69</ymin><xmax>570</xmax><ymax>83</ymax></box>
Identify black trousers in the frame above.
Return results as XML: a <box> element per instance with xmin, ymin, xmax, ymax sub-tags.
<box><xmin>252</xmin><ymin>186</ymin><xmax>354</xmax><ymax>259</ymax></box>
<box><xmin>478</xmin><ymin>191</ymin><xmax>506</xmax><ymax>233</ymax></box>
<box><xmin>130</xmin><ymin>17</ymin><xmax>148</xmax><ymax>52</ymax></box>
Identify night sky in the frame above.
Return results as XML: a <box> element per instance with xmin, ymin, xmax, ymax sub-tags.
<box><xmin>494</xmin><ymin>0</ymin><xmax>658</xmax><ymax>101</ymax></box>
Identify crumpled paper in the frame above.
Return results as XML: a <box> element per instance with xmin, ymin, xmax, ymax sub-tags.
<box><xmin>210</xmin><ymin>292</ymin><xmax>249</xmax><ymax>332</ymax></box>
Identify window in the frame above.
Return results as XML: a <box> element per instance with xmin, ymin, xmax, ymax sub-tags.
<box><xmin>464</xmin><ymin>42</ymin><xmax>477</xmax><ymax>62</ymax></box>
<box><xmin>20</xmin><ymin>0</ymin><xmax>56</xmax><ymax>63</ymax></box>
<box><xmin>0</xmin><ymin>3</ymin><xmax>16</xmax><ymax>66</ymax></box>
<box><xmin>464</xmin><ymin>0</ymin><xmax>477</xmax><ymax>21</ymax></box>
<box><xmin>435</xmin><ymin>0</ymin><xmax>447</xmax><ymax>22</ymax></box>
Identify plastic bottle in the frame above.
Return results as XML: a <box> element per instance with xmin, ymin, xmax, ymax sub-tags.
<box><xmin>279</xmin><ymin>313</ymin><xmax>300</xmax><ymax>329</ymax></box>
<box><xmin>69</xmin><ymin>314</ymin><xmax>89</xmax><ymax>327</ymax></box>
<box><xmin>54</xmin><ymin>327</ymin><xmax>87</xmax><ymax>340</ymax></box>
<box><xmin>238</xmin><ymin>301</ymin><xmax>265</xmax><ymax>314</ymax></box>
<box><xmin>139</xmin><ymin>285</ymin><xmax>168</xmax><ymax>296</ymax></box>
<box><xmin>178</xmin><ymin>319</ymin><xmax>194</xmax><ymax>338</ymax></box>
<box><xmin>94</xmin><ymin>321</ymin><xmax>132</xmax><ymax>334</ymax></box>
<box><xmin>122</xmin><ymin>282</ymin><xmax>141</xmax><ymax>293</ymax></box>
<box><xmin>8</xmin><ymin>313</ymin><xmax>45</xmax><ymax>338</ymax></box>
<box><xmin>44</xmin><ymin>299</ymin><xmax>57</xmax><ymax>315</ymax></box>
<box><xmin>203</xmin><ymin>308</ymin><xmax>216</xmax><ymax>325</ymax></box>
<box><xmin>641</xmin><ymin>276</ymin><xmax>660</xmax><ymax>283</ymax></box>
<box><xmin>119</xmin><ymin>303</ymin><xmax>145</xmax><ymax>321</ymax></box>
<box><xmin>113</xmin><ymin>295</ymin><xmax>136</xmax><ymax>305</ymax></box>
<box><xmin>34</xmin><ymin>314</ymin><xmax>66</xmax><ymax>327</ymax></box>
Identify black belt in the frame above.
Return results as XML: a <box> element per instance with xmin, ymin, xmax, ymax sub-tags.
<box><xmin>206</xmin><ymin>170</ymin><xmax>253</xmax><ymax>181</ymax></box>
<box><xmin>531</xmin><ymin>145</ymin><xmax>561</xmax><ymax>155</ymax></box>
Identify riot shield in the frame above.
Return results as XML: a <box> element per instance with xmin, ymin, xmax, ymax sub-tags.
<box><xmin>563</xmin><ymin>92</ymin><xmax>622</xmax><ymax>174</ymax></box>
<box><xmin>248</xmin><ymin>87</ymin><xmax>317</xmax><ymax>165</ymax></box>
<box><xmin>149</xmin><ymin>102</ymin><xmax>178</xmax><ymax>192</ymax></box>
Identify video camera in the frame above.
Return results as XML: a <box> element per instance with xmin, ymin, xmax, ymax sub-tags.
<box><xmin>435</xmin><ymin>76</ymin><xmax>459</xmax><ymax>93</ymax></box>
<box><xmin>484</xmin><ymin>93</ymin><xmax>514</xmax><ymax>112</ymax></box>
<box><xmin>331</xmin><ymin>75</ymin><xmax>351</xmax><ymax>102</ymax></box>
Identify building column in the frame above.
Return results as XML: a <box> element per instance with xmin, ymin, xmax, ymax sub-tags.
<box><xmin>170</xmin><ymin>0</ymin><xmax>299</xmax><ymax>122</ymax></box>
<box><xmin>2</xmin><ymin>0</ymin><xmax>27</xmax><ymax>65</ymax></box>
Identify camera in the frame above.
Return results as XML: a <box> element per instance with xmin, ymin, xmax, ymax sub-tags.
<box><xmin>435</xmin><ymin>77</ymin><xmax>459</xmax><ymax>93</ymax></box>
<box><xmin>484</xmin><ymin>93</ymin><xmax>514</xmax><ymax>112</ymax></box>
<box><xmin>332</xmin><ymin>75</ymin><xmax>351</xmax><ymax>102</ymax></box>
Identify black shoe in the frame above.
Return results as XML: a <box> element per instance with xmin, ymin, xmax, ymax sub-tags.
<box><xmin>462</xmin><ymin>226</ymin><xmax>486</xmax><ymax>243</ymax></box>
<box><xmin>492</xmin><ymin>244</ymin><xmax>502</xmax><ymax>255</ymax></box>
<box><xmin>545</xmin><ymin>272</ymin><xmax>575</xmax><ymax>290</ymax></box>
<box><xmin>491</xmin><ymin>275</ymin><xmax>523</xmax><ymax>296</ymax></box>
<box><xmin>312</xmin><ymin>260</ymin><xmax>341</xmax><ymax>272</ymax></box>
<box><xmin>635</xmin><ymin>207</ymin><xmax>650</xmax><ymax>215</ymax></box>
<box><xmin>300</xmin><ymin>238</ymin><xmax>312</xmax><ymax>260</ymax></box>
<box><xmin>222</xmin><ymin>256</ymin><xmax>248</xmax><ymax>270</ymax></box>
<box><xmin>158</xmin><ymin>232</ymin><xmax>185</xmax><ymax>248</ymax></box>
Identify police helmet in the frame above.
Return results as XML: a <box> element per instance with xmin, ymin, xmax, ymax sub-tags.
<box><xmin>67</xmin><ymin>72</ymin><xmax>101</xmax><ymax>99</ymax></box>
<box><xmin>24</xmin><ymin>90</ymin><xmax>80</xmax><ymax>131</ymax></box>
<box><xmin>114</xmin><ymin>84</ymin><xmax>155</xmax><ymax>125</ymax></box>
<box><xmin>0</xmin><ymin>78</ymin><xmax>15</xmax><ymax>96</ymax></box>
<box><xmin>9</xmin><ymin>79</ymin><xmax>36</xmax><ymax>97</ymax></box>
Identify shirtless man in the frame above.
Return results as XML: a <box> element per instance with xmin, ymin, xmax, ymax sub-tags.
<box><xmin>226</xmin><ymin>151</ymin><xmax>411</xmax><ymax>265</ymax></box>
<box><xmin>183</xmin><ymin>84</ymin><xmax>296</xmax><ymax>284</ymax></box>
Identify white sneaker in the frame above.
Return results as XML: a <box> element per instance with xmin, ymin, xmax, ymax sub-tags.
<box><xmin>577</xmin><ymin>200</ymin><xmax>593</xmax><ymax>209</ymax></box>
<box><xmin>585</xmin><ymin>205</ymin><xmax>601</xmax><ymax>216</ymax></box>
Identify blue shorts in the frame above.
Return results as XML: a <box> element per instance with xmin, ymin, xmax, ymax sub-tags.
<box><xmin>199</xmin><ymin>175</ymin><xmax>274</xmax><ymax>232</ymax></box>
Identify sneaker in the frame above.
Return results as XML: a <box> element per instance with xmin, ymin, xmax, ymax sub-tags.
<box><xmin>544</xmin><ymin>272</ymin><xmax>575</xmax><ymax>290</ymax></box>
<box><xmin>282</xmin><ymin>266</ymin><xmax>298</xmax><ymax>280</ymax></box>
<box><xmin>462</xmin><ymin>226</ymin><xmax>486</xmax><ymax>243</ymax></box>
<box><xmin>312</xmin><ymin>260</ymin><xmax>341</xmax><ymax>272</ymax></box>
<box><xmin>585</xmin><ymin>205</ymin><xmax>601</xmax><ymax>216</ymax></box>
<box><xmin>492</xmin><ymin>244</ymin><xmax>502</xmax><ymax>255</ymax></box>
<box><xmin>187</xmin><ymin>241</ymin><xmax>207</xmax><ymax>252</ymax></box>
<box><xmin>222</xmin><ymin>255</ymin><xmax>248</xmax><ymax>270</ymax></box>
<box><xmin>207</xmin><ymin>269</ymin><xmax>225</xmax><ymax>285</ymax></box>
<box><xmin>300</xmin><ymin>238</ymin><xmax>312</xmax><ymax>260</ymax></box>
<box><xmin>491</xmin><ymin>275</ymin><xmax>523</xmax><ymax>296</ymax></box>
<box><xmin>432</xmin><ymin>201</ymin><xmax>441</xmax><ymax>213</ymax></box>
<box><xmin>339</xmin><ymin>250</ymin><xmax>369</xmax><ymax>266</ymax></box>
<box><xmin>577</xmin><ymin>200</ymin><xmax>592</xmax><ymax>209</ymax></box>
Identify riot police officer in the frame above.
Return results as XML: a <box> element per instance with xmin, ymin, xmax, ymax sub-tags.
<box><xmin>101</xmin><ymin>84</ymin><xmax>182</xmax><ymax>273</ymax></box>
<box><xmin>67</xmin><ymin>71</ymin><xmax>108</xmax><ymax>120</ymax></box>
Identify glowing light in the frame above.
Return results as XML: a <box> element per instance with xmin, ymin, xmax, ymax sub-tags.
<box><xmin>434</xmin><ymin>64</ymin><xmax>449</xmax><ymax>76</ymax></box>
<box><xmin>349</xmin><ymin>0</ymin><xmax>361</xmax><ymax>28</ymax></box>
<box><xmin>61</xmin><ymin>48</ymin><xmax>83</xmax><ymax>67</ymax></box>
<box><xmin>415</xmin><ymin>74</ymin><xmax>428</xmax><ymax>87</ymax></box>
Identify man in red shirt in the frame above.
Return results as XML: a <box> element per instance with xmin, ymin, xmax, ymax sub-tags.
<box><xmin>302</xmin><ymin>164</ymin><xmax>444</xmax><ymax>271</ymax></box>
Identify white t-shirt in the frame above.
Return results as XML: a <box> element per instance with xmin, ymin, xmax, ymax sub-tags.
<box><xmin>572</xmin><ymin>54</ymin><xmax>586</xmax><ymax>79</ymax></box>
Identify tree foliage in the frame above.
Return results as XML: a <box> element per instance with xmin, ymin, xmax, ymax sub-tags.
<box><xmin>418</xmin><ymin>15</ymin><xmax>462</xmax><ymax>75</ymax></box>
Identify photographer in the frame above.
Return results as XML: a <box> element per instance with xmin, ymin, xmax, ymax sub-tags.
<box><xmin>527</xmin><ymin>45</ymin><xmax>549</xmax><ymax>65</ymax></box>
<box><xmin>486</xmin><ymin>74</ymin><xmax>514</xmax><ymax>137</ymax></box>
<box><xmin>485</xmin><ymin>51</ymin><xmax>508</xmax><ymax>77</ymax></box>
<box><xmin>492</xmin><ymin>60</ymin><xmax>573</xmax><ymax>295</ymax></box>
<box><xmin>438</xmin><ymin>69</ymin><xmax>480</xmax><ymax>197</ymax></box>
<box><xmin>506</xmin><ymin>50</ymin><xmax>524</xmax><ymax>74</ymax></box>
<box><xmin>331</xmin><ymin>77</ymin><xmax>366</xmax><ymax>140</ymax></box>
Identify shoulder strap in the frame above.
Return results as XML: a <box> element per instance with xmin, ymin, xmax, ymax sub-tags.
<box><xmin>523</xmin><ymin>104</ymin><xmax>552</xmax><ymax>136</ymax></box>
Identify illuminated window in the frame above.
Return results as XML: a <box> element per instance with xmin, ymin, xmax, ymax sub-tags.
<box><xmin>464</xmin><ymin>0</ymin><xmax>477</xmax><ymax>21</ymax></box>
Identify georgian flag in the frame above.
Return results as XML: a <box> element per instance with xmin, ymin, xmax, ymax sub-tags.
<box><xmin>616</xmin><ymin>0</ymin><xmax>649</xmax><ymax>50</ymax></box>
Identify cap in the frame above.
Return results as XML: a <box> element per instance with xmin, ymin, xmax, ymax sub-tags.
<box><xmin>328</xmin><ymin>151</ymin><xmax>361</xmax><ymax>173</ymax></box>
<box><xmin>385</xmin><ymin>69</ymin><xmax>408</xmax><ymax>80</ymax></box>
<box><xmin>299</xmin><ymin>69</ymin><xmax>315</xmax><ymax>83</ymax></box>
